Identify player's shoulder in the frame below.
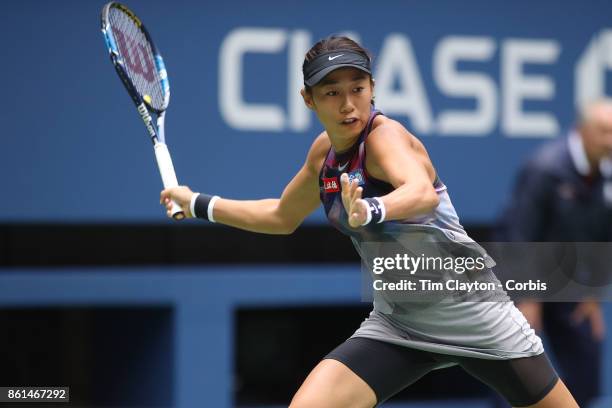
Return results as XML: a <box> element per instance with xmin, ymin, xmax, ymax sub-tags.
<box><xmin>367</xmin><ymin>114</ymin><xmax>421</xmax><ymax>151</ymax></box>
<box><xmin>370</xmin><ymin>114</ymin><xmax>404</xmax><ymax>133</ymax></box>
<box><xmin>308</xmin><ymin>131</ymin><xmax>331</xmax><ymax>158</ymax></box>
<box><xmin>311</xmin><ymin>131</ymin><xmax>332</xmax><ymax>151</ymax></box>
<box><xmin>305</xmin><ymin>131</ymin><xmax>331</xmax><ymax>172</ymax></box>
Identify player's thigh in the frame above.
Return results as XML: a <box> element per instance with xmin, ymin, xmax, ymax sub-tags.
<box><xmin>456</xmin><ymin>352</ymin><xmax>565</xmax><ymax>408</ymax></box>
<box><xmin>290</xmin><ymin>337</ymin><xmax>442</xmax><ymax>408</ymax></box>
<box><xmin>289</xmin><ymin>358</ymin><xmax>376</xmax><ymax>408</ymax></box>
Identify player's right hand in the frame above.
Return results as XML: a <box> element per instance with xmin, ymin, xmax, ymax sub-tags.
<box><xmin>160</xmin><ymin>186</ymin><xmax>195</xmax><ymax>218</ymax></box>
<box><xmin>340</xmin><ymin>173</ymin><xmax>368</xmax><ymax>228</ymax></box>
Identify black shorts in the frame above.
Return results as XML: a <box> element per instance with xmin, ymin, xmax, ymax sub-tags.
<box><xmin>325</xmin><ymin>337</ymin><xmax>559</xmax><ymax>407</ymax></box>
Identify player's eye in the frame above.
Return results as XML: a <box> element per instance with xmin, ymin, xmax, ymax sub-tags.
<box><xmin>325</xmin><ymin>90</ymin><xmax>338</xmax><ymax>96</ymax></box>
<box><xmin>353</xmin><ymin>87</ymin><xmax>364</xmax><ymax>93</ymax></box>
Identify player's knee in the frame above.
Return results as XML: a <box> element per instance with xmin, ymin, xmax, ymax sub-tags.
<box><xmin>289</xmin><ymin>391</ymin><xmax>374</xmax><ymax>408</ymax></box>
<box><xmin>288</xmin><ymin>394</ymin><xmax>320</xmax><ymax>408</ymax></box>
<box><xmin>289</xmin><ymin>397</ymin><xmax>338</xmax><ymax>408</ymax></box>
<box><xmin>289</xmin><ymin>391</ymin><xmax>333</xmax><ymax>408</ymax></box>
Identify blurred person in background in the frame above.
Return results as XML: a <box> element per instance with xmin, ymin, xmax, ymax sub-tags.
<box><xmin>499</xmin><ymin>99</ymin><xmax>612</xmax><ymax>407</ymax></box>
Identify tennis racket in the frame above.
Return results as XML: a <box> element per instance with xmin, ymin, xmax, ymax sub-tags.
<box><xmin>101</xmin><ymin>2</ymin><xmax>184</xmax><ymax>220</ymax></box>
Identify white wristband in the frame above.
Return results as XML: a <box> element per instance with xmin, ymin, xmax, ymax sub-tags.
<box><xmin>362</xmin><ymin>202</ymin><xmax>373</xmax><ymax>226</ymax></box>
<box><xmin>361</xmin><ymin>197</ymin><xmax>386</xmax><ymax>226</ymax></box>
<box><xmin>208</xmin><ymin>195</ymin><xmax>220</xmax><ymax>223</ymax></box>
<box><xmin>373</xmin><ymin>197</ymin><xmax>386</xmax><ymax>223</ymax></box>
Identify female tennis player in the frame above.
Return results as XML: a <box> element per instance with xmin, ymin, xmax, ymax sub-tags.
<box><xmin>160</xmin><ymin>36</ymin><xmax>578</xmax><ymax>408</ymax></box>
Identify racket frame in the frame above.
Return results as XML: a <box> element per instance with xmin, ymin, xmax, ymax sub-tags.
<box><xmin>101</xmin><ymin>2</ymin><xmax>184</xmax><ymax>220</ymax></box>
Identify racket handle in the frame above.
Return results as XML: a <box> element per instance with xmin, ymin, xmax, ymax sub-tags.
<box><xmin>154</xmin><ymin>142</ymin><xmax>185</xmax><ymax>220</ymax></box>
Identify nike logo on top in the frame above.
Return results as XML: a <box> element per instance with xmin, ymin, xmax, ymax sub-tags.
<box><xmin>338</xmin><ymin>162</ymin><xmax>349</xmax><ymax>171</ymax></box>
<box><xmin>328</xmin><ymin>54</ymin><xmax>344</xmax><ymax>61</ymax></box>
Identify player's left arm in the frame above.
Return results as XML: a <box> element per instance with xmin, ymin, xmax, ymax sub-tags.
<box><xmin>367</xmin><ymin>121</ymin><xmax>440</xmax><ymax>219</ymax></box>
<box><xmin>341</xmin><ymin>120</ymin><xmax>439</xmax><ymax>227</ymax></box>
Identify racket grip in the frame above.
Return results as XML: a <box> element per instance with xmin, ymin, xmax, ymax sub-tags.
<box><xmin>154</xmin><ymin>142</ymin><xmax>185</xmax><ymax>220</ymax></box>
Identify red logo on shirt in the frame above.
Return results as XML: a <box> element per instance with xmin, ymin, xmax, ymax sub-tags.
<box><xmin>323</xmin><ymin>177</ymin><xmax>340</xmax><ymax>193</ymax></box>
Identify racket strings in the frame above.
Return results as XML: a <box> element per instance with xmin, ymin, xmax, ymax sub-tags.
<box><xmin>108</xmin><ymin>7</ymin><xmax>165</xmax><ymax>111</ymax></box>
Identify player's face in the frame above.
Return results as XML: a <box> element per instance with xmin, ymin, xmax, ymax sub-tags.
<box><xmin>307</xmin><ymin>68</ymin><xmax>374</xmax><ymax>143</ymax></box>
<box><xmin>582</xmin><ymin>103</ymin><xmax>612</xmax><ymax>161</ymax></box>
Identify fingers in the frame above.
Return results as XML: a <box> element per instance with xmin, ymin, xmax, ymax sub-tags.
<box><xmin>349</xmin><ymin>179</ymin><xmax>362</xmax><ymax>215</ymax></box>
<box><xmin>340</xmin><ymin>172</ymin><xmax>349</xmax><ymax>185</ymax></box>
<box><xmin>350</xmin><ymin>187</ymin><xmax>363</xmax><ymax>226</ymax></box>
<box><xmin>159</xmin><ymin>189</ymin><xmax>173</xmax><ymax>209</ymax></box>
<box><xmin>340</xmin><ymin>173</ymin><xmax>352</xmax><ymax>212</ymax></box>
<box><xmin>160</xmin><ymin>186</ymin><xmax>189</xmax><ymax>218</ymax></box>
<box><xmin>163</xmin><ymin>192</ymin><xmax>173</xmax><ymax>218</ymax></box>
<box><xmin>350</xmin><ymin>198</ymin><xmax>367</xmax><ymax>227</ymax></box>
<box><xmin>160</xmin><ymin>188</ymin><xmax>170</xmax><ymax>204</ymax></box>
<box><xmin>341</xmin><ymin>173</ymin><xmax>360</xmax><ymax>203</ymax></box>
<box><xmin>340</xmin><ymin>173</ymin><xmax>350</xmax><ymax>202</ymax></box>
<box><xmin>352</xmin><ymin>185</ymin><xmax>363</xmax><ymax>203</ymax></box>
<box><xmin>340</xmin><ymin>173</ymin><xmax>367</xmax><ymax>227</ymax></box>
<box><xmin>160</xmin><ymin>196</ymin><xmax>174</xmax><ymax>219</ymax></box>
<box><xmin>160</xmin><ymin>187</ymin><xmax>179</xmax><ymax>204</ymax></box>
<box><xmin>349</xmin><ymin>212</ymin><xmax>360</xmax><ymax>227</ymax></box>
<box><xmin>349</xmin><ymin>178</ymin><xmax>358</xmax><ymax>201</ymax></box>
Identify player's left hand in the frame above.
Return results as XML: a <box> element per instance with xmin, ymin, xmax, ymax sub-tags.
<box><xmin>571</xmin><ymin>300</ymin><xmax>606</xmax><ymax>341</ymax></box>
<box><xmin>340</xmin><ymin>173</ymin><xmax>368</xmax><ymax>228</ymax></box>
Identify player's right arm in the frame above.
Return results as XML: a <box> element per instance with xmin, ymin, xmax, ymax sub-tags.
<box><xmin>161</xmin><ymin>133</ymin><xmax>330</xmax><ymax>234</ymax></box>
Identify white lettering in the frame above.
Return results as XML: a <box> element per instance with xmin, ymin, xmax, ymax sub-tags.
<box><xmin>288</xmin><ymin>30</ymin><xmax>311</xmax><ymax>131</ymax></box>
<box><xmin>216</xmin><ymin>28</ymin><xmax>612</xmax><ymax>138</ymax></box>
<box><xmin>502</xmin><ymin>39</ymin><xmax>561</xmax><ymax>137</ymax></box>
<box><xmin>575</xmin><ymin>29</ymin><xmax>612</xmax><ymax>111</ymax></box>
<box><xmin>372</xmin><ymin>257</ymin><xmax>384</xmax><ymax>274</ymax></box>
<box><xmin>219</xmin><ymin>28</ymin><xmax>286</xmax><ymax>131</ymax></box>
<box><xmin>434</xmin><ymin>36</ymin><xmax>497</xmax><ymax>135</ymax></box>
<box><xmin>375</xmin><ymin>34</ymin><xmax>433</xmax><ymax>133</ymax></box>
<box><xmin>137</xmin><ymin>103</ymin><xmax>156</xmax><ymax>137</ymax></box>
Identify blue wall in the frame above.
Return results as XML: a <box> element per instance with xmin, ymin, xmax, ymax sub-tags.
<box><xmin>2</xmin><ymin>0</ymin><xmax>612</xmax><ymax>223</ymax></box>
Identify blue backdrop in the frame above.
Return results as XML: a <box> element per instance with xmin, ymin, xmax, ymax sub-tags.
<box><xmin>2</xmin><ymin>0</ymin><xmax>612</xmax><ymax>223</ymax></box>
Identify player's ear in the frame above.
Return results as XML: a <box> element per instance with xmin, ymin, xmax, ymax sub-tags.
<box><xmin>301</xmin><ymin>88</ymin><xmax>315</xmax><ymax>110</ymax></box>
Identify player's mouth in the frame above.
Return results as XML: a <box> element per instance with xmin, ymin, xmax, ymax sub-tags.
<box><xmin>340</xmin><ymin>117</ymin><xmax>359</xmax><ymax>126</ymax></box>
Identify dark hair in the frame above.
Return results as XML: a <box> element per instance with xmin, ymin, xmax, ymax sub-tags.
<box><xmin>302</xmin><ymin>36</ymin><xmax>373</xmax><ymax>94</ymax></box>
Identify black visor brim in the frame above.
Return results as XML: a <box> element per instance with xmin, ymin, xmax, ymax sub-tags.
<box><xmin>304</xmin><ymin>64</ymin><xmax>371</xmax><ymax>87</ymax></box>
